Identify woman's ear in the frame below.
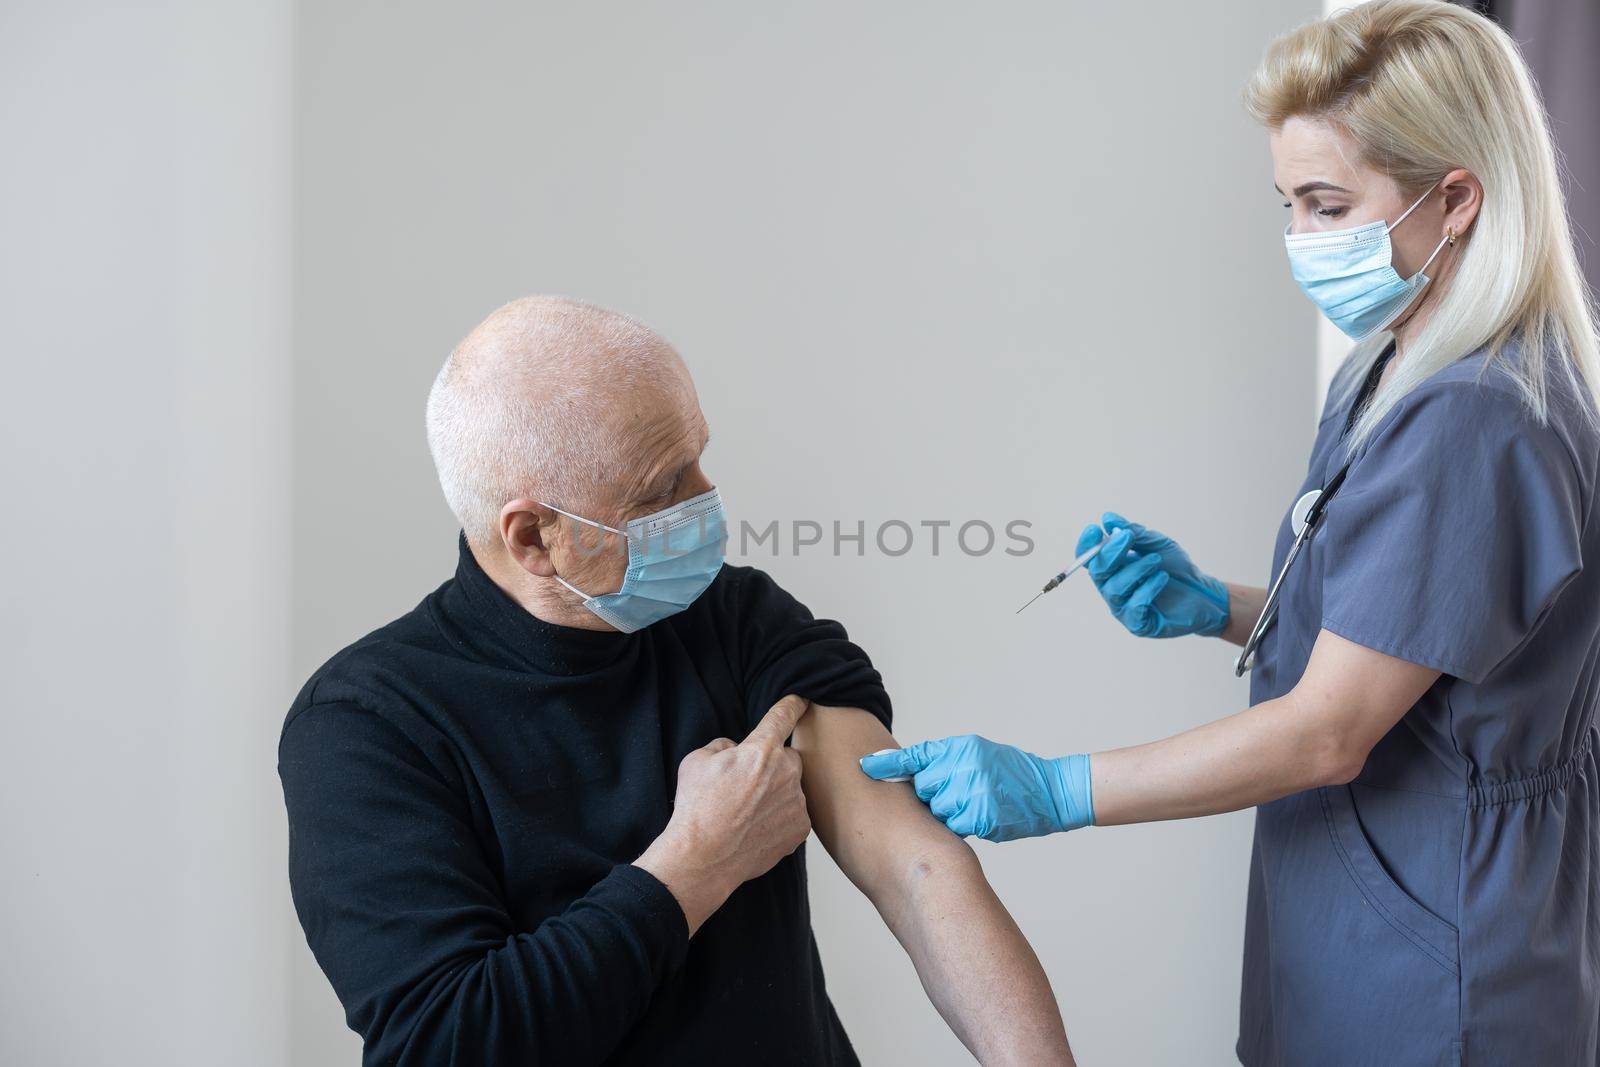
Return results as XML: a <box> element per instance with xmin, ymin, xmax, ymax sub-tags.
<box><xmin>1440</xmin><ymin>167</ymin><xmax>1483</xmax><ymax>239</ymax></box>
<box><xmin>500</xmin><ymin>500</ymin><xmax>560</xmax><ymax>577</ymax></box>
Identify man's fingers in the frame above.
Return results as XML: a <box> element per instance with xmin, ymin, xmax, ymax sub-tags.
<box><xmin>859</xmin><ymin>738</ymin><xmax>943</xmax><ymax>781</ymax></box>
<box><xmin>701</xmin><ymin>737</ymin><xmax>736</xmax><ymax>754</ymax></box>
<box><xmin>744</xmin><ymin>694</ymin><xmax>810</xmax><ymax>748</ymax></box>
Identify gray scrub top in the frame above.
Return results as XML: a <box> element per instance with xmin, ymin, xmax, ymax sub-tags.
<box><xmin>1237</xmin><ymin>341</ymin><xmax>1600</xmax><ymax>1067</ymax></box>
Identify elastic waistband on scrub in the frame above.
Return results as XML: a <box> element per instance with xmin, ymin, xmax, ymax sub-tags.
<box><xmin>1467</xmin><ymin>727</ymin><xmax>1597</xmax><ymax>809</ymax></box>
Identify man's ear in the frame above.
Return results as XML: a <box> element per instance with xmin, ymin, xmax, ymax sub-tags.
<box><xmin>500</xmin><ymin>499</ymin><xmax>560</xmax><ymax>578</ymax></box>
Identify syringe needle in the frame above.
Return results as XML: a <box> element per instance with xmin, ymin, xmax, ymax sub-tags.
<box><xmin>1015</xmin><ymin>539</ymin><xmax>1106</xmax><ymax>615</ymax></box>
<box><xmin>1015</xmin><ymin>589</ymin><xmax>1048</xmax><ymax>614</ymax></box>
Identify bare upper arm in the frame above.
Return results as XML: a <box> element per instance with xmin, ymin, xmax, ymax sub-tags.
<box><xmin>791</xmin><ymin>704</ymin><xmax>975</xmax><ymax>904</ymax></box>
<box><xmin>1291</xmin><ymin>629</ymin><xmax>1442</xmax><ymax>778</ymax></box>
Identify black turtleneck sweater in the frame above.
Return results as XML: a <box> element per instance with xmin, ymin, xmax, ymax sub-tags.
<box><xmin>279</xmin><ymin>538</ymin><xmax>891</xmax><ymax>1067</ymax></box>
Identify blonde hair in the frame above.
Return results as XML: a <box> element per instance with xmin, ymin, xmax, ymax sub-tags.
<box><xmin>1245</xmin><ymin>0</ymin><xmax>1599</xmax><ymax>450</ymax></box>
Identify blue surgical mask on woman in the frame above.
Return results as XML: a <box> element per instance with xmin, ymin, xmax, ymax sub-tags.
<box><xmin>1284</xmin><ymin>184</ymin><xmax>1453</xmax><ymax>340</ymax></box>
<box><xmin>541</xmin><ymin>487</ymin><xmax>726</xmax><ymax>633</ymax></box>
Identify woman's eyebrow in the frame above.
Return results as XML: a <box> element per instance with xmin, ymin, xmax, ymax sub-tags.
<box><xmin>1276</xmin><ymin>180</ymin><xmax>1353</xmax><ymax>197</ymax></box>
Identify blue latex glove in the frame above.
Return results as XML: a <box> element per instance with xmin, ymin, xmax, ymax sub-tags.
<box><xmin>859</xmin><ymin>735</ymin><xmax>1093</xmax><ymax>842</ymax></box>
<box><xmin>1078</xmin><ymin>511</ymin><xmax>1229</xmax><ymax>638</ymax></box>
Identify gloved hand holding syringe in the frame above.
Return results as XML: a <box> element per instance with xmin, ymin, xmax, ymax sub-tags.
<box><xmin>1017</xmin><ymin>511</ymin><xmax>1232</xmax><ymax>636</ymax></box>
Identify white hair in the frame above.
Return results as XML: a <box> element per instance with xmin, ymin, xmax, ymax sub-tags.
<box><xmin>1246</xmin><ymin>0</ymin><xmax>1600</xmax><ymax>451</ymax></box>
<box><xmin>425</xmin><ymin>296</ymin><xmax>685</xmax><ymax>547</ymax></box>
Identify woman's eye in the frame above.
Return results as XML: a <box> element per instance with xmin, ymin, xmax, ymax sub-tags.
<box><xmin>1317</xmin><ymin>206</ymin><xmax>1347</xmax><ymax>218</ymax></box>
<box><xmin>1281</xmin><ymin>201</ymin><xmax>1291</xmax><ymax>209</ymax></box>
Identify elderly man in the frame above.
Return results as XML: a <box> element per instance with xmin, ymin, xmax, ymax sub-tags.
<box><xmin>280</xmin><ymin>296</ymin><xmax>1073</xmax><ymax>1066</ymax></box>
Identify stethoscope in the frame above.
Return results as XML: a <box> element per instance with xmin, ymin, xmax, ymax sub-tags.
<box><xmin>1232</xmin><ymin>464</ymin><xmax>1350</xmax><ymax>676</ymax></box>
<box><xmin>1233</xmin><ymin>343</ymin><xmax>1394</xmax><ymax>677</ymax></box>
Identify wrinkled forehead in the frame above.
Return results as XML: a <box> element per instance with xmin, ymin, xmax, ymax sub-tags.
<box><xmin>607</xmin><ymin>371</ymin><xmax>705</xmax><ymax>463</ymax></box>
<box><xmin>589</xmin><ymin>361</ymin><xmax>709</xmax><ymax>511</ymax></box>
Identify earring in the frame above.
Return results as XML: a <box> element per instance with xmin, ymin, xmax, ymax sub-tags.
<box><xmin>1447</xmin><ymin>225</ymin><xmax>1458</xmax><ymax>246</ymax></box>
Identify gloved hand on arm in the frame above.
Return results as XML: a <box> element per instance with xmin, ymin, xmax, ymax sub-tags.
<box><xmin>859</xmin><ymin>736</ymin><xmax>1093</xmax><ymax>842</ymax></box>
<box><xmin>1081</xmin><ymin>511</ymin><xmax>1230</xmax><ymax>638</ymax></box>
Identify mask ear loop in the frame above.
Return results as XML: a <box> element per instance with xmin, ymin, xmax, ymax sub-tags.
<box><xmin>1416</xmin><ymin>228</ymin><xmax>1453</xmax><ymax>276</ymax></box>
<box><xmin>536</xmin><ymin>502</ymin><xmax>631</xmax><ymax>602</ymax></box>
<box><xmin>1386</xmin><ymin>183</ymin><xmax>1439</xmax><ymax>234</ymax></box>
<box><xmin>1388</xmin><ymin>183</ymin><xmax>1456</xmax><ymax>276</ymax></box>
<box><xmin>552</xmin><ymin>573</ymin><xmax>593</xmax><ymax>602</ymax></box>
<box><xmin>1382</xmin><ymin>223</ymin><xmax>1455</xmax><ymax>342</ymax></box>
<box><xmin>537</xmin><ymin>502</ymin><xmax>628</xmax><ymax>539</ymax></box>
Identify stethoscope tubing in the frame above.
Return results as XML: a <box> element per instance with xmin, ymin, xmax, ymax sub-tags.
<box><xmin>1233</xmin><ymin>465</ymin><xmax>1351</xmax><ymax>677</ymax></box>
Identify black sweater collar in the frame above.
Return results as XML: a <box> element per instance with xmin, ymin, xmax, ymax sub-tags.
<box><xmin>442</xmin><ymin>534</ymin><xmax>637</xmax><ymax>676</ymax></box>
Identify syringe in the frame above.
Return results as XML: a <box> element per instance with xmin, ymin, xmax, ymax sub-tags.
<box><xmin>1015</xmin><ymin>540</ymin><xmax>1107</xmax><ymax>614</ymax></box>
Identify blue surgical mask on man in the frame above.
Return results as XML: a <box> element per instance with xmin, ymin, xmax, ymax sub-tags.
<box><xmin>541</xmin><ymin>487</ymin><xmax>727</xmax><ymax>633</ymax></box>
<box><xmin>1284</xmin><ymin>183</ymin><xmax>1452</xmax><ymax>341</ymax></box>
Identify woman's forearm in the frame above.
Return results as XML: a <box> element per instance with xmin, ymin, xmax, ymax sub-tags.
<box><xmin>870</xmin><ymin>636</ymin><xmax>1440</xmax><ymax>841</ymax></box>
<box><xmin>1088</xmin><ymin>629</ymin><xmax>1441</xmax><ymax>827</ymax></box>
<box><xmin>1219</xmin><ymin>583</ymin><xmax>1267</xmax><ymax>647</ymax></box>
<box><xmin>1088</xmin><ymin>691</ymin><xmax>1349</xmax><ymax>825</ymax></box>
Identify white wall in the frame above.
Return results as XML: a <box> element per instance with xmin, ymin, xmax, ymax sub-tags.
<box><xmin>0</xmin><ymin>3</ymin><xmax>292</xmax><ymax>1065</ymax></box>
<box><xmin>291</xmin><ymin>3</ymin><xmax>1319</xmax><ymax>1065</ymax></box>
<box><xmin>0</xmin><ymin>3</ymin><xmax>1327</xmax><ymax>1063</ymax></box>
